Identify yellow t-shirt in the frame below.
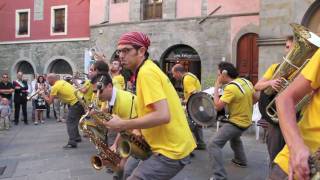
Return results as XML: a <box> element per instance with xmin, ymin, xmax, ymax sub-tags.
<box><xmin>263</xmin><ymin>63</ymin><xmax>279</xmax><ymax>80</ymax></box>
<box><xmin>82</xmin><ymin>80</ymin><xmax>93</xmax><ymax>104</ymax></box>
<box><xmin>112</xmin><ymin>74</ymin><xmax>125</xmax><ymax>90</ymax></box>
<box><xmin>136</xmin><ymin>59</ymin><xmax>196</xmax><ymax>160</ymax></box>
<box><xmin>220</xmin><ymin>78</ymin><xmax>254</xmax><ymax>128</ymax></box>
<box><xmin>183</xmin><ymin>73</ymin><xmax>201</xmax><ymax>101</ymax></box>
<box><xmin>112</xmin><ymin>89</ymin><xmax>137</xmax><ymax>119</ymax></box>
<box><xmin>50</xmin><ymin>80</ymin><xmax>78</xmax><ymax>105</ymax></box>
<box><xmin>274</xmin><ymin>48</ymin><xmax>320</xmax><ymax>174</ymax></box>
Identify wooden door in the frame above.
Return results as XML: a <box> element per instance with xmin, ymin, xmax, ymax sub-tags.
<box><xmin>237</xmin><ymin>33</ymin><xmax>259</xmax><ymax>84</ymax></box>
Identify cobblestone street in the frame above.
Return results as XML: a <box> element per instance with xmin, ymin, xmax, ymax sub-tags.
<box><xmin>0</xmin><ymin>112</ymin><xmax>268</xmax><ymax>180</ymax></box>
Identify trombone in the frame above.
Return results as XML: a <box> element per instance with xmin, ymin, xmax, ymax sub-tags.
<box><xmin>27</xmin><ymin>89</ymin><xmax>43</xmax><ymax>101</ymax></box>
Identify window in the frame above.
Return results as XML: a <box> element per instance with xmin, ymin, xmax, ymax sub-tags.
<box><xmin>51</xmin><ymin>5</ymin><xmax>67</xmax><ymax>35</ymax></box>
<box><xmin>143</xmin><ymin>0</ymin><xmax>162</xmax><ymax>20</ymax></box>
<box><xmin>16</xmin><ymin>9</ymin><xmax>30</xmax><ymax>38</ymax></box>
<box><xmin>112</xmin><ymin>0</ymin><xmax>128</xmax><ymax>3</ymax></box>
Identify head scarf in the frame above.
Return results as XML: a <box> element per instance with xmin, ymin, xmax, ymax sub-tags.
<box><xmin>118</xmin><ymin>32</ymin><xmax>150</xmax><ymax>49</ymax></box>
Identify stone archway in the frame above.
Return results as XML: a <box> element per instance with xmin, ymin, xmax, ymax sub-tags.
<box><xmin>47</xmin><ymin>59</ymin><xmax>73</xmax><ymax>78</ymax></box>
<box><xmin>13</xmin><ymin>60</ymin><xmax>35</xmax><ymax>81</ymax></box>
<box><xmin>302</xmin><ymin>0</ymin><xmax>320</xmax><ymax>35</ymax></box>
<box><xmin>160</xmin><ymin>44</ymin><xmax>201</xmax><ymax>91</ymax></box>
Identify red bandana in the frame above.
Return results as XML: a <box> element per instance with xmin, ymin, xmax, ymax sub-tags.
<box><xmin>118</xmin><ymin>32</ymin><xmax>150</xmax><ymax>49</ymax></box>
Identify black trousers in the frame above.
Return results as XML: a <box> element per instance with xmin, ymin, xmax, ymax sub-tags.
<box><xmin>14</xmin><ymin>101</ymin><xmax>27</xmax><ymax>124</ymax></box>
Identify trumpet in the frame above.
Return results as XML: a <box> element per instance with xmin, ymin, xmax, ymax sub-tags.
<box><xmin>27</xmin><ymin>89</ymin><xmax>43</xmax><ymax>101</ymax></box>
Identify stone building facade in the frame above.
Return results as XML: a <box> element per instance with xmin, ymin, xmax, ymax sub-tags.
<box><xmin>0</xmin><ymin>0</ymin><xmax>90</xmax><ymax>80</ymax></box>
<box><xmin>89</xmin><ymin>0</ymin><xmax>260</xmax><ymax>88</ymax></box>
<box><xmin>258</xmin><ymin>0</ymin><xmax>320</xmax><ymax>76</ymax></box>
<box><xmin>1</xmin><ymin>0</ymin><xmax>319</xmax><ymax>86</ymax></box>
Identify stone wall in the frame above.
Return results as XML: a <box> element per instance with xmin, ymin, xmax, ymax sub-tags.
<box><xmin>0</xmin><ymin>41</ymin><xmax>89</xmax><ymax>79</ymax></box>
<box><xmin>258</xmin><ymin>0</ymin><xmax>316</xmax><ymax>77</ymax></box>
<box><xmin>90</xmin><ymin>16</ymin><xmax>231</xmax><ymax>82</ymax></box>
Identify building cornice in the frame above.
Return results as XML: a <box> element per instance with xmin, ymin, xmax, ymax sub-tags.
<box><xmin>90</xmin><ymin>12</ymin><xmax>259</xmax><ymax>28</ymax></box>
<box><xmin>0</xmin><ymin>37</ymin><xmax>90</xmax><ymax>45</ymax></box>
<box><xmin>257</xmin><ymin>38</ymin><xmax>286</xmax><ymax>46</ymax></box>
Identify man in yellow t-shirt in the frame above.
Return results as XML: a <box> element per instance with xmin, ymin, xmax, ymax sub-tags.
<box><xmin>103</xmin><ymin>32</ymin><xmax>196</xmax><ymax>180</ymax></box>
<box><xmin>40</xmin><ymin>73</ymin><xmax>84</xmax><ymax>149</ymax></box>
<box><xmin>91</xmin><ymin>73</ymin><xmax>138</xmax><ymax>179</ymax></box>
<box><xmin>209</xmin><ymin>62</ymin><xmax>257</xmax><ymax>180</ymax></box>
<box><xmin>91</xmin><ymin>73</ymin><xmax>137</xmax><ymax>146</ymax></box>
<box><xmin>110</xmin><ymin>59</ymin><xmax>125</xmax><ymax>90</ymax></box>
<box><xmin>254</xmin><ymin>36</ymin><xmax>294</xmax><ymax>164</ymax></box>
<box><xmin>171</xmin><ymin>64</ymin><xmax>206</xmax><ymax>150</ymax></box>
<box><xmin>79</xmin><ymin>79</ymin><xmax>93</xmax><ymax>105</ymax></box>
<box><xmin>88</xmin><ymin>60</ymin><xmax>109</xmax><ymax>111</ymax></box>
<box><xmin>270</xmin><ymin>48</ymin><xmax>320</xmax><ymax>179</ymax></box>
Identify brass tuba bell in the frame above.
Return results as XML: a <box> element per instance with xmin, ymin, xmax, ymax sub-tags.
<box><xmin>264</xmin><ymin>23</ymin><xmax>320</xmax><ymax>123</ymax></box>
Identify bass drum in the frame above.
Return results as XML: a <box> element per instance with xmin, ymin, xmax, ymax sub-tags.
<box><xmin>186</xmin><ymin>87</ymin><xmax>225</xmax><ymax>127</ymax></box>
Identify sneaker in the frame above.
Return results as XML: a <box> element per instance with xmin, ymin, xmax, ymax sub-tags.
<box><xmin>41</xmin><ymin>121</ymin><xmax>44</xmax><ymax>124</ymax></box>
<box><xmin>24</xmin><ymin>121</ymin><xmax>29</xmax><ymax>125</ymax></box>
<box><xmin>63</xmin><ymin>144</ymin><xmax>77</xmax><ymax>149</ymax></box>
<box><xmin>231</xmin><ymin>159</ymin><xmax>247</xmax><ymax>168</ymax></box>
<box><xmin>196</xmin><ymin>143</ymin><xmax>206</xmax><ymax>150</ymax></box>
<box><xmin>34</xmin><ymin>122</ymin><xmax>38</xmax><ymax>125</ymax></box>
<box><xmin>190</xmin><ymin>152</ymin><xmax>195</xmax><ymax>158</ymax></box>
<box><xmin>106</xmin><ymin>168</ymin><xmax>113</xmax><ymax>174</ymax></box>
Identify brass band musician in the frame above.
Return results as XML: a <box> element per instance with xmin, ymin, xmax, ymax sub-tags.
<box><xmin>171</xmin><ymin>64</ymin><xmax>206</xmax><ymax>150</ymax></box>
<box><xmin>40</xmin><ymin>73</ymin><xmax>84</xmax><ymax>149</ymax></box>
<box><xmin>104</xmin><ymin>31</ymin><xmax>196</xmax><ymax>180</ymax></box>
<box><xmin>209</xmin><ymin>62</ymin><xmax>258</xmax><ymax>180</ymax></box>
<box><xmin>270</xmin><ymin>49</ymin><xmax>320</xmax><ymax>180</ymax></box>
<box><xmin>254</xmin><ymin>36</ymin><xmax>294</xmax><ymax>163</ymax></box>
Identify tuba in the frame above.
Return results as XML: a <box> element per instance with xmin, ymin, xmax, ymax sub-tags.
<box><xmin>264</xmin><ymin>23</ymin><xmax>320</xmax><ymax>123</ymax></box>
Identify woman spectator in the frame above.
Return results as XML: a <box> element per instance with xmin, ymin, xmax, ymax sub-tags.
<box><xmin>34</xmin><ymin>75</ymin><xmax>48</xmax><ymax>125</ymax></box>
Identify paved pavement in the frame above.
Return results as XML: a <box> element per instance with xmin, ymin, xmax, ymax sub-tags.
<box><xmin>0</xmin><ymin>111</ymin><xmax>269</xmax><ymax>180</ymax></box>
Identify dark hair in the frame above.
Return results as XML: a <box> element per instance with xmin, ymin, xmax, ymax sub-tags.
<box><xmin>37</xmin><ymin>75</ymin><xmax>45</xmax><ymax>83</ymax></box>
<box><xmin>218</xmin><ymin>62</ymin><xmax>239</xmax><ymax>79</ymax></box>
<box><xmin>2</xmin><ymin>73</ymin><xmax>8</xmax><ymax>77</ymax></box>
<box><xmin>92</xmin><ymin>60</ymin><xmax>109</xmax><ymax>74</ymax></box>
<box><xmin>132</xmin><ymin>45</ymin><xmax>149</xmax><ymax>59</ymax></box>
<box><xmin>90</xmin><ymin>73</ymin><xmax>113</xmax><ymax>87</ymax></box>
<box><xmin>173</xmin><ymin>64</ymin><xmax>185</xmax><ymax>73</ymax></box>
<box><xmin>286</xmin><ymin>35</ymin><xmax>293</xmax><ymax>42</ymax></box>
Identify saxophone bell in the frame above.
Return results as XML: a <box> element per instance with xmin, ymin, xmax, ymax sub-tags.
<box><xmin>119</xmin><ymin>131</ymin><xmax>152</xmax><ymax>160</ymax></box>
<box><xmin>91</xmin><ymin>155</ymin><xmax>104</xmax><ymax>170</ymax></box>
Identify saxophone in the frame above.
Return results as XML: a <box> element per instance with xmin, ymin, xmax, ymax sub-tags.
<box><xmin>76</xmin><ymin>88</ymin><xmax>151</xmax><ymax>161</ymax></box>
<box><xmin>119</xmin><ymin>131</ymin><xmax>152</xmax><ymax>160</ymax></box>
<box><xmin>79</xmin><ymin>114</ymin><xmax>122</xmax><ymax>172</ymax></box>
<box><xmin>75</xmin><ymin>89</ymin><xmax>121</xmax><ymax>171</ymax></box>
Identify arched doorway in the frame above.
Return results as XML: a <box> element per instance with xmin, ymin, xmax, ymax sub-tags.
<box><xmin>48</xmin><ymin>59</ymin><xmax>73</xmax><ymax>77</ymax></box>
<box><xmin>236</xmin><ymin>33</ymin><xmax>259</xmax><ymax>84</ymax></box>
<box><xmin>15</xmin><ymin>60</ymin><xmax>35</xmax><ymax>81</ymax></box>
<box><xmin>302</xmin><ymin>1</ymin><xmax>320</xmax><ymax>35</ymax></box>
<box><xmin>161</xmin><ymin>44</ymin><xmax>201</xmax><ymax>91</ymax></box>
